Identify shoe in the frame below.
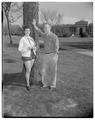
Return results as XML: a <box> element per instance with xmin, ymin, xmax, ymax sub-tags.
<box><xmin>30</xmin><ymin>82</ymin><xmax>34</xmax><ymax>86</ymax></box>
<box><xmin>43</xmin><ymin>85</ymin><xmax>48</xmax><ymax>88</ymax></box>
<box><xmin>39</xmin><ymin>81</ymin><xmax>43</xmax><ymax>86</ymax></box>
<box><xmin>48</xmin><ymin>86</ymin><xmax>55</xmax><ymax>90</ymax></box>
<box><xmin>40</xmin><ymin>84</ymin><xmax>48</xmax><ymax>88</ymax></box>
<box><xmin>26</xmin><ymin>86</ymin><xmax>30</xmax><ymax>91</ymax></box>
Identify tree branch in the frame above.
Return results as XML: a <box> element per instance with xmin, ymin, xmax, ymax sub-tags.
<box><xmin>9</xmin><ymin>14</ymin><xmax>22</xmax><ymax>23</ymax></box>
<box><xmin>41</xmin><ymin>10</ymin><xmax>63</xmax><ymax>25</ymax></box>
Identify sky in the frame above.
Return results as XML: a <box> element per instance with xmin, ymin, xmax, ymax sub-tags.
<box><xmin>39</xmin><ymin>2</ymin><xmax>93</xmax><ymax>24</ymax></box>
<box><xmin>4</xmin><ymin>2</ymin><xmax>93</xmax><ymax>26</ymax></box>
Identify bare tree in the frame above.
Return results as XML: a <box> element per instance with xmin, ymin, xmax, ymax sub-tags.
<box><xmin>56</xmin><ymin>13</ymin><xmax>63</xmax><ymax>24</ymax></box>
<box><xmin>2</xmin><ymin>2</ymin><xmax>23</xmax><ymax>45</ymax></box>
<box><xmin>9</xmin><ymin>2</ymin><xmax>23</xmax><ymax>23</ymax></box>
<box><xmin>2</xmin><ymin>2</ymin><xmax>12</xmax><ymax>44</ymax></box>
<box><xmin>23</xmin><ymin>2</ymin><xmax>39</xmax><ymax>38</ymax></box>
<box><xmin>23</xmin><ymin>2</ymin><xmax>39</xmax><ymax>83</ymax></box>
<box><xmin>40</xmin><ymin>10</ymin><xmax>63</xmax><ymax>25</ymax></box>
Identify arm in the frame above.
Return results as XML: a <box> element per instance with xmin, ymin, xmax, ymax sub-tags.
<box><xmin>29</xmin><ymin>38</ymin><xmax>37</xmax><ymax>55</ymax></box>
<box><xmin>55</xmin><ymin>36</ymin><xmax>59</xmax><ymax>54</ymax></box>
<box><xmin>32</xmin><ymin>19</ymin><xmax>45</xmax><ymax>37</ymax></box>
<box><xmin>32</xmin><ymin>43</ymin><xmax>37</xmax><ymax>55</ymax></box>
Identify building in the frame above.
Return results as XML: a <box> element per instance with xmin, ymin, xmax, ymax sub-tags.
<box><xmin>52</xmin><ymin>20</ymin><xmax>93</xmax><ymax>37</ymax></box>
<box><xmin>74</xmin><ymin>20</ymin><xmax>88</xmax><ymax>36</ymax></box>
<box><xmin>88</xmin><ymin>23</ymin><xmax>93</xmax><ymax>37</ymax></box>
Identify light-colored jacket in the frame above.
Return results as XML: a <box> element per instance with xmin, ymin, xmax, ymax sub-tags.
<box><xmin>18</xmin><ymin>36</ymin><xmax>36</xmax><ymax>57</ymax></box>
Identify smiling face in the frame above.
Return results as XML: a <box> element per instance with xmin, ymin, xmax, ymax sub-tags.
<box><xmin>44</xmin><ymin>23</ymin><xmax>51</xmax><ymax>34</ymax></box>
<box><xmin>24</xmin><ymin>28</ymin><xmax>30</xmax><ymax>36</ymax></box>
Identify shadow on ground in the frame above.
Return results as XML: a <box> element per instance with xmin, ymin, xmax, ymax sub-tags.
<box><xmin>3</xmin><ymin>59</ymin><xmax>18</xmax><ymax>63</ymax></box>
<box><xmin>2</xmin><ymin>71</ymin><xmax>93</xmax><ymax>118</ymax></box>
<box><xmin>59</xmin><ymin>41</ymin><xmax>93</xmax><ymax>51</ymax></box>
<box><xmin>2</xmin><ymin>72</ymin><xmax>25</xmax><ymax>88</ymax></box>
<box><xmin>2</xmin><ymin>68</ymin><xmax>37</xmax><ymax>89</ymax></box>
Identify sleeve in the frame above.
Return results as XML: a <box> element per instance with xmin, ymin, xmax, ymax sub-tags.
<box><xmin>29</xmin><ymin>38</ymin><xmax>37</xmax><ymax>55</ymax></box>
<box><xmin>55</xmin><ymin>35</ymin><xmax>59</xmax><ymax>53</ymax></box>
<box><xmin>18</xmin><ymin>38</ymin><xmax>27</xmax><ymax>54</ymax></box>
<box><xmin>32</xmin><ymin>41</ymin><xmax>37</xmax><ymax>55</ymax></box>
<box><xmin>30</xmin><ymin>37</ymin><xmax>36</xmax><ymax>48</ymax></box>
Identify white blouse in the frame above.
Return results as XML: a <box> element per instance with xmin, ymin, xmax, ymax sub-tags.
<box><xmin>18</xmin><ymin>36</ymin><xmax>36</xmax><ymax>57</ymax></box>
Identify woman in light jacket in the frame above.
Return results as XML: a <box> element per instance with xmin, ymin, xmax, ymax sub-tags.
<box><xmin>18</xmin><ymin>26</ymin><xmax>36</xmax><ymax>91</ymax></box>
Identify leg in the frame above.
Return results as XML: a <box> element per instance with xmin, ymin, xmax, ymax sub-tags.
<box><xmin>40</xmin><ymin>54</ymin><xmax>49</xmax><ymax>88</ymax></box>
<box><xmin>24</xmin><ymin>59</ymin><xmax>35</xmax><ymax>88</ymax></box>
<box><xmin>22</xmin><ymin>63</ymin><xmax>26</xmax><ymax>74</ymax></box>
<box><xmin>41</xmin><ymin>65</ymin><xmax>47</xmax><ymax>87</ymax></box>
<box><xmin>41</xmin><ymin>60</ymin><xmax>48</xmax><ymax>87</ymax></box>
<box><xmin>51</xmin><ymin>63</ymin><xmax>57</xmax><ymax>88</ymax></box>
<box><xmin>51</xmin><ymin>54</ymin><xmax>58</xmax><ymax>88</ymax></box>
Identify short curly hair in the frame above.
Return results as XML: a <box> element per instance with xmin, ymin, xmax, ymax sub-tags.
<box><xmin>23</xmin><ymin>25</ymin><xmax>30</xmax><ymax>31</ymax></box>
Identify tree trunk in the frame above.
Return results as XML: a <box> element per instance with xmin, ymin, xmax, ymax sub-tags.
<box><xmin>2</xmin><ymin>7</ymin><xmax>3</xmax><ymax>24</ymax></box>
<box><xmin>23</xmin><ymin>2</ymin><xmax>39</xmax><ymax>38</ymax></box>
<box><xmin>6</xmin><ymin>13</ymin><xmax>12</xmax><ymax>45</ymax></box>
<box><xmin>23</xmin><ymin>2</ymin><xmax>39</xmax><ymax>84</ymax></box>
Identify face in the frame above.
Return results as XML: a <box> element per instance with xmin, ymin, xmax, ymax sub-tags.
<box><xmin>44</xmin><ymin>24</ymin><xmax>51</xmax><ymax>34</ymax></box>
<box><xmin>24</xmin><ymin>28</ymin><xmax>30</xmax><ymax>36</ymax></box>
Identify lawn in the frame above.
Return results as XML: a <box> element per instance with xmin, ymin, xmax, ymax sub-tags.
<box><xmin>2</xmin><ymin>35</ymin><xmax>93</xmax><ymax>117</ymax></box>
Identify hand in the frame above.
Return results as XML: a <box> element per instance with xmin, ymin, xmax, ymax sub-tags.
<box><xmin>32</xmin><ymin>19</ymin><xmax>36</xmax><ymax>26</ymax></box>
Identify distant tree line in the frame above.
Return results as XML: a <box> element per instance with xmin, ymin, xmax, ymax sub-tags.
<box><xmin>51</xmin><ymin>25</ymin><xmax>72</xmax><ymax>37</ymax></box>
<box><xmin>3</xmin><ymin>24</ymin><xmax>93</xmax><ymax>38</ymax></box>
<box><xmin>3</xmin><ymin>25</ymin><xmax>23</xmax><ymax>36</ymax></box>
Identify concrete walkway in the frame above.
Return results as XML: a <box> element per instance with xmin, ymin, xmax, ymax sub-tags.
<box><xmin>77</xmin><ymin>50</ymin><xmax>93</xmax><ymax>57</ymax></box>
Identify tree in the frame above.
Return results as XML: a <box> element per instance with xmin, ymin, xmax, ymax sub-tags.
<box><xmin>23</xmin><ymin>2</ymin><xmax>39</xmax><ymax>83</ymax></box>
<box><xmin>2</xmin><ymin>2</ymin><xmax>12</xmax><ymax>45</ymax></box>
<box><xmin>23</xmin><ymin>2</ymin><xmax>39</xmax><ymax>39</ymax></box>
<box><xmin>40</xmin><ymin>10</ymin><xmax>63</xmax><ymax>25</ymax></box>
<box><xmin>40</xmin><ymin>10</ymin><xmax>63</xmax><ymax>34</ymax></box>
<box><xmin>2</xmin><ymin>2</ymin><xmax>23</xmax><ymax>44</ymax></box>
<box><xmin>9</xmin><ymin>2</ymin><xmax>23</xmax><ymax>23</ymax></box>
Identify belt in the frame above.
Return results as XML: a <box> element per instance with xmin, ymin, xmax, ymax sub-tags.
<box><xmin>46</xmin><ymin>52</ymin><xmax>58</xmax><ymax>54</ymax></box>
<box><xmin>45</xmin><ymin>52</ymin><xmax>54</xmax><ymax>54</ymax></box>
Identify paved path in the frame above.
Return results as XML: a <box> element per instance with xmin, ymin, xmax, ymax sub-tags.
<box><xmin>77</xmin><ymin>51</ymin><xmax>93</xmax><ymax>57</ymax></box>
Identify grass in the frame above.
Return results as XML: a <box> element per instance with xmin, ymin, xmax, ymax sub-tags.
<box><xmin>2</xmin><ymin>35</ymin><xmax>93</xmax><ymax>117</ymax></box>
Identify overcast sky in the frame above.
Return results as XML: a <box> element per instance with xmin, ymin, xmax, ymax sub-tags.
<box><xmin>39</xmin><ymin>2</ymin><xmax>93</xmax><ymax>24</ymax></box>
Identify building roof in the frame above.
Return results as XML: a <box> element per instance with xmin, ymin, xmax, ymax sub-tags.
<box><xmin>75</xmin><ymin>20</ymin><xmax>88</xmax><ymax>26</ymax></box>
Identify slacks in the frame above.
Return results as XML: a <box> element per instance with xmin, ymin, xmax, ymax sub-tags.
<box><xmin>41</xmin><ymin>53</ymin><xmax>58</xmax><ymax>88</ymax></box>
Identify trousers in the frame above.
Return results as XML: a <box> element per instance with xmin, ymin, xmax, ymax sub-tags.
<box><xmin>40</xmin><ymin>53</ymin><xmax>58</xmax><ymax>88</ymax></box>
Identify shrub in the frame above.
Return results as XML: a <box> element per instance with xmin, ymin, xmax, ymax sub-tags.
<box><xmin>80</xmin><ymin>32</ymin><xmax>90</xmax><ymax>37</ymax></box>
<box><xmin>3</xmin><ymin>25</ymin><xmax>23</xmax><ymax>36</ymax></box>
